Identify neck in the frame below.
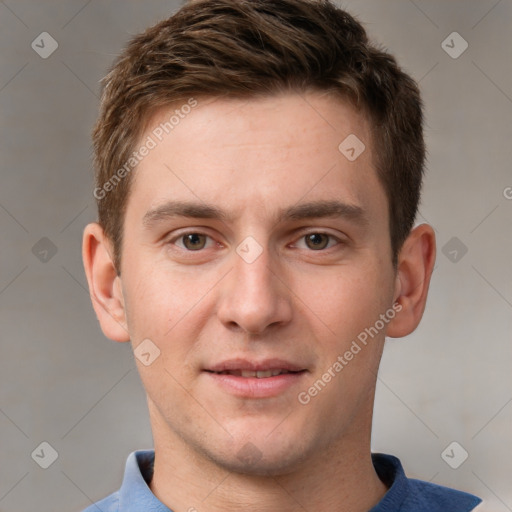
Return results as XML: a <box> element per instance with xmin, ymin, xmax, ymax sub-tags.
<box><xmin>148</xmin><ymin>402</ymin><xmax>388</xmax><ymax>512</ymax></box>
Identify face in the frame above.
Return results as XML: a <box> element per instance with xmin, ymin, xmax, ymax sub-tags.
<box><xmin>118</xmin><ymin>92</ymin><xmax>399</xmax><ymax>475</ymax></box>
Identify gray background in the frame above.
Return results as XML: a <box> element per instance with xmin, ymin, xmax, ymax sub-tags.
<box><xmin>0</xmin><ymin>1</ymin><xmax>511</xmax><ymax>511</ymax></box>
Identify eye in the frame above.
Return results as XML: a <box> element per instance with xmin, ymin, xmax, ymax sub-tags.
<box><xmin>172</xmin><ymin>232</ymin><xmax>214</xmax><ymax>251</ymax></box>
<box><xmin>295</xmin><ymin>232</ymin><xmax>340</xmax><ymax>251</ymax></box>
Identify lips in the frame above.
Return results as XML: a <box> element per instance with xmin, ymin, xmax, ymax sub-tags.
<box><xmin>212</xmin><ymin>369</ymin><xmax>296</xmax><ymax>378</ymax></box>
<box><xmin>204</xmin><ymin>358</ymin><xmax>307</xmax><ymax>398</ymax></box>
<box><xmin>205</xmin><ymin>358</ymin><xmax>306</xmax><ymax>375</ymax></box>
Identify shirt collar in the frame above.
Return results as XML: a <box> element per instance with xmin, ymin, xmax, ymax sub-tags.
<box><xmin>369</xmin><ymin>453</ymin><xmax>409</xmax><ymax>511</ymax></box>
<box><xmin>118</xmin><ymin>450</ymin><xmax>171</xmax><ymax>511</ymax></box>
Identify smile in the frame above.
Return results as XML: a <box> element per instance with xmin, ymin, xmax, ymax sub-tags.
<box><xmin>203</xmin><ymin>360</ymin><xmax>308</xmax><ymax>398</ymax></box>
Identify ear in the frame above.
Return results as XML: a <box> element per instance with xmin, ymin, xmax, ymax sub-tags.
<box><xmin>82</xmin><ymin>222</ymin><xmax>130</xmax><ymax>342</ymax></box>
<box><xmin>386</xmin><ymin>223</ymin><xmax>436</xmax><ymax>338</ymax></box>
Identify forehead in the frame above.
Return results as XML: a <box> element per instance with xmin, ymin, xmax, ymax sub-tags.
<box><xmin>127</xmin><ymin>92</ymin><xmax>386</xmax><ymax>229</ymax></box>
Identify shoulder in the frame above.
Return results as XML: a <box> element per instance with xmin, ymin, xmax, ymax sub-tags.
<box><xmin>81</xmin><ymin>491</ymin><xmax>119</xmax><ymax>512</ymax></box>
<box><xmin>404</xmin><ymin>478</ymin><xmax>482</xmax><ymax>511</ymax></box>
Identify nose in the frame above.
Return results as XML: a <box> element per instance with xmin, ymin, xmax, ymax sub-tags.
<box><xmin>216</xmin><ymin>240</ymin><xmax>293</xmax><ymax>335</ymax></box>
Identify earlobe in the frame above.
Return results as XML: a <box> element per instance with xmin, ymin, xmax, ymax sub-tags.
<box><xmin>386</xmin><ymin>224</ymin><xmax>436</xmax><ymax>338</ymax></box>
<box><xmin>82</xmin><ymin>222</ymin><xmax>130</xmax><ymax>342</ymax></box>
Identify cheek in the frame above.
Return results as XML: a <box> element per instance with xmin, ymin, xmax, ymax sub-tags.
<box><xmin>122</xmin><ymin>256</ymin><xmax>215</xmax><ymax>340</ymax></box>
<box><xmin>298</xmin><ymin>266</ymin><xmax>390</xmax><ymax>411</ymax></box>
<box><xmin>122</xmin><ymin>263</ymin><xmax>205</xmax><ymax>394</ymax></box>
<box><xmin>293</xmin><ymin>263</ymin><xmax>391</xmax><ymax>342</ymax></box>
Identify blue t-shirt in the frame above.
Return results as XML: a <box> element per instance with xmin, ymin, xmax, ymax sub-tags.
<box><xmin>82</xmin><ymin>450</ymin><xmax>482</xmax><ymax>511</ymax></box>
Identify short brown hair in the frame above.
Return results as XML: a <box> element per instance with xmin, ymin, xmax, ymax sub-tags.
<box><xmin>92</xmin><ymin>0</ymin><xmax>425</xmax><ymax>271</ymax></box>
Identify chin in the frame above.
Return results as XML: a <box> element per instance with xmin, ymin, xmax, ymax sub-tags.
<box><xmin>200</xmin><ymin>429</ymin><xmax>315</xmax><ymax>477</ymax></box>
<box><xmin>209</xmin><ymin>447</ymin><xmax>307</xmax><ymax>477</ymax></box>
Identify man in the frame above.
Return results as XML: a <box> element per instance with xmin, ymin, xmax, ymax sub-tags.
<box><xmin>82</xmin><ymin>0</ymin><xmax>482</xmax><ymax>510</ymax></box>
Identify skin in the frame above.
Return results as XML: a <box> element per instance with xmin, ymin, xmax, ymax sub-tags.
<box><xmin>83</xmin><ymin>91</ymin><xmax>436</xmax><ymax>512</ymax></box>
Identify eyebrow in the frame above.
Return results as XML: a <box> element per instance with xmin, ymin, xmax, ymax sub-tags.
<box><xmin>142</xmin><ymin>199</ymin><xmax>369</xmax><ymax>228</ymax></box>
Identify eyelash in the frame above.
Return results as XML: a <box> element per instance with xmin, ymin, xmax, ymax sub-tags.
<box><xmin>166</xmin><ymin>230</ymin><xmax>344</xmax><ymax>252</ymax></box>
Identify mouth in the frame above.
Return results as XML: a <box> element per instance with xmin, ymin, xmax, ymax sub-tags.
<box><xmin>203</xmin><ymin>359</ymin><xmax>308</xmax><ymax>398</ymax></box>
<box><xmin>206</xmin><ymin>369</ymin><xmax>304</xmax><ymax>378</ymax></box>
